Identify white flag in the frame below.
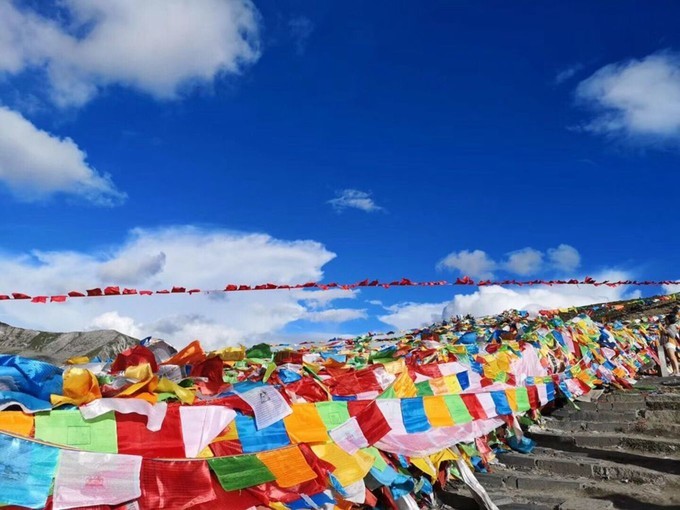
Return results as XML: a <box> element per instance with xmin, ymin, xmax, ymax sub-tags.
<box><xmin>179</xmin><ymin>405</ymin><xmax>236</xmax><ymax>457</ymax></box>
<box><xmin>80</xmin><ymin>398</ymin><xmax>167</xmax><ymax>432</ymax></box>
<box><xmin>53</xmin><ymin>450</ymin><xmax>142</xmax><ymax>510</ymax></box>
<box><xmin>236</xmin><ymin>385</ymin><xmax>292</xmax><ymax>430</ymax></box>
<box><xmin>329</xmin><ymin>417</ymin><xmax>368</xmax><ymax>454</ymax></box>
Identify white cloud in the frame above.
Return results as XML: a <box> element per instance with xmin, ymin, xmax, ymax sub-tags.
<box><xmin>97</xmin><ymin>252</ymin><xmax>166</xmax><ymax>284</ymax></box>
<box><xmin>0</xmin><ymin>0</ymin><xmax>261</xmax><ymax>107</ymax></box>
<box><xmin>378</xmin><ymin>301</ymin><xmax>449</xmax><ymax>331</ymax></box>
<box><xmin>0</xmin><ymin>106</ymin><xmax>125</xmax><ymax>204</ymax></box>
<box><xmin>662</xmin><ymin>283</ymin><xmax>680</xmax><ymax>295</ymax></box>
<box><xmin>547</xmin><ymin>244</ymin><xmax>581</xmax><ymax>272</ymax></box>
<box><xmin>437</xmin><ymin>249</ymin><xmax>497</xmax><ymax>279</ymax></box>
<box><xmin>289</xmin><ymin>16</ymin><xmax>314</xmax><ymax>55</ymax></box>
<box><xmin>89</xmin><ymin>311</ymin><xmax>142</xmax><ymax>339</ymax></box>
<box><xmin>304</xmin><ymin>308</ymin><xmax>367</xmax><ymax>323</ymax></box>
<box><xmin>328</xmin><ymin>189</ymin><xmax>383</xmax><ymax>213</ymax></box>
<box><xmin>502</xmin><ymin>248</ymin><xmax>543</xmax><ymax>276</ymax></box>
<box><xmin>298</xmin><ymin>289</ymin><xmax>358</xmax><ymax>309</ymax></box>
<box><xmin>438</xmin><ymin>245</ymin><xmax>583</xmax><ymax>279</ymax></box>
<box><xmin>0</xmin><ymin>226</ymin><xmax>349</xmax><ymax>349</ymax></box>
<box><xmin>442</xmin><ymin>270</ymin><xmax>637</xmax><ymax>319</ymax></box>
<box><xmin>555</xmin><ymin>63</ymin><xmax>584</xmax><ymax>85</ymax></box>
<box><xmin>576</xmin><ymin>52</ymin><xmax>680</xmax><ymax>143</ymax></box>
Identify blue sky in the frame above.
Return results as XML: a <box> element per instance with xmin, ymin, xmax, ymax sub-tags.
<box><xmin>0</xmin><ymin>0</ymin><xmax>678</xmax><ymax>348</ymax></box>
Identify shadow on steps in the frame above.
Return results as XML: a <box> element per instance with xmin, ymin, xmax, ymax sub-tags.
<box><xmin>527</xmin><ymin>432</ymin><xmax>680</xmax><ymax>476</ymax></box>
<box><xmin>594</xmin><ymin>494</ymin><xmax>680</xmax><ymax>510</ymax></box>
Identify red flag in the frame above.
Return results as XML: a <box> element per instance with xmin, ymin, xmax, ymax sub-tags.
<box><xmin>50</xmin><ymin>295</ymin><xmax>67</xmax><ymax>302</ymax></box>
<box><xmin>11</xmin><ymin>293</ymin><xmax>31</xmax><ymax>299</ymax></box>
<box><xmin>122</xmin><ymin>288</ymin><xmax>138</xmax><ymax>295</ymax></box>
<box><xmin>68</xmin><ymin>291</ymin><xmax>86</xmax><ymax>297</ymax></box>
<box><xmin>140</xmin><ymin>459</ymin><xmax>215</xmax><ymax>509</ymax></box>
<box><xmin>116</xmin><ymin>406</ymin><xmax>185</xmax><ymax>458</ymax></box>
<box><xmin>527</xmin><ymin>385</ymin><xmax>540</xmax><ymax>410</ymax></box>
<box><xmin>354</xmin><ymin>400</ymin><xmax>391</xmax><ymax>444</ymax></box>
<box><xmin>87</xmin><ymin>288</ymin><xmax>103</xmax><ymax>296</ymax></box>
<box><xmin>171</xmin><ymin>286</ymin><xmax>186</xmax><ymax>293</ymax></box>
<box><xmin>194</xmin><ymin>475</ymin><xmax>263</xmax><ymax>510</ymax></box>
<box><xmin>190</xmin><ymin>357</ymin><xmax>224</xmax><ymax>394</ymax></box>
<box><xmin>31</xmin><ymin>296</ymin><xmax>47</xmax><ymax>303</ymax></box>
<box><xmin>111</xmin><ymin>345</ymin><xmax>158</xmax><ymax>373</ymax></box>
<box><xmin>104</xmin><ymin>286</ymin><xmax>120</xmax><ymax>295</ymax></box>
<box><xmin>461</xmin><ymin>394</ymin><xmax>487</xmax><ymax>420</ymax></box>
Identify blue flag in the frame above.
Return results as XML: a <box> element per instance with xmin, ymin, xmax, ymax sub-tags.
<box><xmin>0</xmin><ymin>433</ymin><xmax>59</xmax><ymax>509</ymax></box>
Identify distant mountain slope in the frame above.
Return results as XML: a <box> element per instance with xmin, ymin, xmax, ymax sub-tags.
<box><xmin>0</xmin><ymin>322</ymin><xmax>139</xmax><ymax>364</ymax></box>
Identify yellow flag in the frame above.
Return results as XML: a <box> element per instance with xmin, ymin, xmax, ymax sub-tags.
<box><xmin>392</xmin><ymin>370</ymin><xmax>417</xmax><ymax>398</ymax></box>
<box><xmin>51</xmin><ymin>368</ymin><xmax>101</xmax><ymax>407</ymax></box>
<box><xmin>423</xmin><ymin>396</ymin><xmax>454</xmax><ymax>427</ymax></box>
<box><xmin>156</xmin><ymin>377</ymin><xmax>195</xmax><ymax>404</ymax></box>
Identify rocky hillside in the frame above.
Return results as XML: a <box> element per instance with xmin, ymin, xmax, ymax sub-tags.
<box><xmin>0</xmin><ymin>322</ymin><xmax>139</xmax><ymax>364</ymax></box>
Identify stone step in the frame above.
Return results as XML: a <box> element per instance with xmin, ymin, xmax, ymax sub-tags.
<box><xmin>476</xmin><ymin>466</ymin><xmax>680</xmax><ymax>509</ymax></box>
<box><xmin>596</xmin><ymin>392</ymin><xmax>647</xmax><ymax>404</ymax></box>
<box><xmin>645</xmin><ymin>394</ymin><xmax>680</xmax><ymax>410</ymax></box>
<box><xmin>644</xmin><ymin>408</ymin><xmax>680</xmax><ymax>422</ymax></box>
<box><xmin>496</xmin><ymin>448</ymin><xmax>667</xmax><ymax>484</ymax></box>
<box><xmin>571</xmin><ymin>400</ymin><xmax>645</xmax><ymax>413</ymax></box>
<box><xmin>550</xmin><ymin>408</ymin><xmax>640</xmax><ymax>422</ymax></box>
<box><xmin>528</xmin><ymin>428</ymin><xmax>680</xmax><ymax>464</ymax></box>
<box><xmin>543</xmin><ymin>417</ymin><xmax>634</xmax><ymax>434</ymax></box>
<box><xmin>476</xmin><ymin>470</ymin><xmax>587</xmax><ymax>492</ymax></box>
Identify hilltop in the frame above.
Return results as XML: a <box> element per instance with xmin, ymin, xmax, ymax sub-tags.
<box><xmin>0</xmin><ymin>321</ymin><xmax>138</xmax><ymax>364</ymax></box>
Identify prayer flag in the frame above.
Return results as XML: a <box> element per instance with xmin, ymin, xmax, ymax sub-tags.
<box><xmin>257</xmin><ymin>446</ymin><xmax>318</xmax><ymax>487</ymax></box>
<box><xmin>235</xmin><ymin>414</ymin><xmax>291</xmax><ymax>454</ymax></box>
<box><xmin>116</xmin><ymin>406</ymin><xmax>184</xmax><ymax>458</ymax></box>
<box><xmin>208</xmin><ymin>454</ymin><xmax>276</xmax><ymax>491</ymax></box>
<box><xmin>0</xmin><ymin>410</ymin><xmax>33</xmax><ymax>436</ymax></box>
<box><xmin>236</xmin><ymin>385</ymin><xmax>292</xmax><ymax>430</ymax></box>
<box><xmin>0</xmin><ymin>433</ymin><xmax>59</xmax><ymax>509</ymax></box>
<box><xmin>400</xmin><ymin>398</ymin><xmax>431</xmax><ymax>433</ymax></box>
<box><xmin>315</xmin><ymin>401</ymin><xmax>350</xmax><ymax>430</ymax></box>
<box><xmin>53</xmin><ymin>450</ymin><xmax>142</xmax><ymax>510</ymax></box>
<box><xmin>422</xmin><ymin>396</ymin><xmax>454</xmax><ymax>427</ymax></box>
<box><xmin>81</xmin><ymin>399</ymin><xmax>167</xmax><ymax>432</ymax></box>
<box><xmin>283</xmin><ymin>403</ymin><xmax>330</xmax><ymax>443</ymax></box>
<box><xmin>140</xmin><ymin>459</ymin><xmax>216</xmax><ymax>509</ymax></box>
<box><xmin>35</xmin><ymin>410</ymin><xmax>117</xmax><ymax>453</ymax></box>
<box><xmin>443</xmin><ymin>395</ymin><xmax>473</xmax><ymax>424</ymax></box>
<box><xmin>179</xmin><ymin>405</ymin><xmax>236</xmax><ymax>458</ymax></box>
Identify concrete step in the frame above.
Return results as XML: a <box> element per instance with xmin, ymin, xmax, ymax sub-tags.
<box><xmin>496</xmin><ymin>447</ymin><xmax>668</xmax><ymax>484</ymax></box>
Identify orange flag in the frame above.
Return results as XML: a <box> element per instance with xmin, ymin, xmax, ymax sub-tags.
<box><xmin>161</xmin><ymin>340</ymin><xmax>206</xmax><ymax>366</ymax></box>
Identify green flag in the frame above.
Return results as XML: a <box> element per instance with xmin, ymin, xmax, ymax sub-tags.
<box><xmin>34</xmin><ymin>410</ymin><xmax>117</xmax><ymax>453</ymax></box>
<box><xmin>208</xmin><ymin>454</ymin><xmax>275</xmax><ymax>491</ymax></box>
<box><xmin>315</xmin><ymin>401</ymin><xmax>350</xmax><ymax>429</ymax></box>
<box><xmin>443</xmin><ymin>395</ymin><xmax>472</xmax><ymax>424</ymax></box>
<box><xmin>515</xmin><ymin>387</ymin><xmax>531</xmax><ymax>412</ymax></box>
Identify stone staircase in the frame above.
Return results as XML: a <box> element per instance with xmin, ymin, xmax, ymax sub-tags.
<box><xmin>440</xmin><ymin>377</ymin><xmax>680</xmax><ymax>510</ymax></box>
